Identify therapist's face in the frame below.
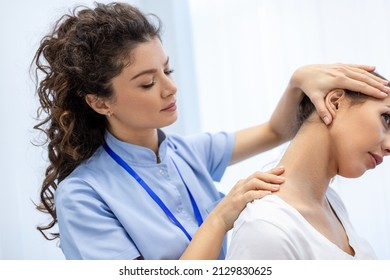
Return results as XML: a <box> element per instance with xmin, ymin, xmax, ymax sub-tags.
<box><xmin>330</xmin><ymin>94</ymin><xmax>390</xmax><ymax>178</ymax></box>
<box><xmin>106</xmin><ymin>37</ymin><xmax>177</xmax><ymax>136</ymax></box>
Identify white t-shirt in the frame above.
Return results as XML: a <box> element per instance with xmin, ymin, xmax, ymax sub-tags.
<box><xmin>226</xmin><ymin>188</ymin><xmax>376</xmax><ymax>259</ymax></box>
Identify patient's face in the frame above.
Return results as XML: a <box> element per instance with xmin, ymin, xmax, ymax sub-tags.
<box><xmin>331</xmin><ymin>96</ymin><xmax>390</xmax><ymax>178</ymax></box>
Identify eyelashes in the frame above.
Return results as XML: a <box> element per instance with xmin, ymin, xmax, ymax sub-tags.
<box><xmin>141</xmin><ymin>69</ymin><xmax>174</xmax><ymax>89</ymax></box>
<box><xmin>141</xmin><ymin>80</ymin><xmax>156</xmax><ymax>89</ymax></box>
<box><xmin>164</xmin><ymin>69</ymin><xmax>174</xmax><ymax>75</ymax></box>
<box><xmin>382</xmin><ymin>112</ymin><xmax>390</xmax><ymax>128</ymax></box>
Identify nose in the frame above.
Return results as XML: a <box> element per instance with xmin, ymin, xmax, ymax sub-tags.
<box><xmin>383</xmin><ymin>135</ymin><xmax>390</xmax><ymax>156</ymax></box>
<box><xmin>161</xmin><ymin>74</ymin><xmax>177</xmax><ymax>98</ymax></box>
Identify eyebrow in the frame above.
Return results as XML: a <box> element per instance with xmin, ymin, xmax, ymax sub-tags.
<box><xmin>130</xmin><ymin>57</ymin><xmax>170</xmax><ymax>81</ymax></box>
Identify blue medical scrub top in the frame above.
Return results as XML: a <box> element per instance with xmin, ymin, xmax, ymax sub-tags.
<box><xmin>55</xmin><ymin>129</ymin><xmax>235</xmax><ymax>259</ymax></box>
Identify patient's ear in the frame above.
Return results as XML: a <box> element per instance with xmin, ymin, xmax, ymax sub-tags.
<box><xmin>325</xmin><ymin>90</ymin><xmax>346</xmax><ymax>119</ymax></box>
<box><xmin>85</xmin><ymin>94</ymin><xmax>111</xmax><ymax>116</ymax></box>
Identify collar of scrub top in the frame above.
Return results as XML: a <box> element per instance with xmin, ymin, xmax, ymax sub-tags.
<box><xmin>104</xmin><ymin>129</ymin><xmax>168</xmax><ymax>164</ymax></box>
<box><xmin>103</xmin><ymin>131</ymin><xmax>203</xmax><ymax>241</ymax></box>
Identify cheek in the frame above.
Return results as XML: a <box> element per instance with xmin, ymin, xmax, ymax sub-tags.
<box><xmin>334</xmin><ymin>141</ymin><xmax>357</xmax><ymax>177</ymax></box>
<box><xmin>338</xmin><ymin>158</ymin><xmax>367</xmax><ymax>178</ymax></box>
<box><xmin>330</xmin><ymin>122</ymin><xmax>368</xmax><ymax>178</ymax></box>
<box><xmin>110</xmin><ymin>96</ymin><xmax>148</xmax><ymax>124</ymax></box>
<box><xmin>115</xmin><ymin>95</ymin><xmax>154</xmax><ymax>113</ymax></box>
<box><xmin>335</xmin><ymin>135</ymin><xmax>374</xmax><ymax>178</ymax></box>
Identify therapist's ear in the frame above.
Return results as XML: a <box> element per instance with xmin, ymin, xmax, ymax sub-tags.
<box><xmin>85</xmin><ymin>94</ymin><xmax>111</xmax><ymax>116</ymax></box>
<box><xmin>325</xmin><ymin>90</ymin><xmax>346</xmax><ymax>120</ymax></box>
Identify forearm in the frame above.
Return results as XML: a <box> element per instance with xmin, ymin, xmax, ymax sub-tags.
<box><xmin>268</xmin><ymin>80</ymin><xmax>303</xmax><ymax>142</ymax></box>
<box><xmin>231</xmin><ymin>74</ymin><xmax>304</xmax><ymax>164</ymax></box>
<box><xmin>231</xmin><ymin>123</ymin><xmax>284</xmax><ymax>164</ymax></box>
<box><xmin>179</xmin><ymin>212</ymin><xmax>227</xmax><ymax>260</ymax></box>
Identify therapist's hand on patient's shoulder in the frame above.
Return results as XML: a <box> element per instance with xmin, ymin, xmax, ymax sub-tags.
<box><xmin>211</xmin><ymin>166</ymin><xmax>285</xmax><ymax>232</ymax></box>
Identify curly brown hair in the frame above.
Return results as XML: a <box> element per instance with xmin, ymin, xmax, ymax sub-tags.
<box><xmin>32</xmin><ymin>2</ymin><xmax>161</xmax><ymax>240</ymax></box>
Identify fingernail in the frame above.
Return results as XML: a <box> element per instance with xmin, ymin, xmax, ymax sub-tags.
<box><xmin>275</xmin><ymin>165</ymin><xmax>285</xmax><ymax>171</ymax></box>
<box><xmin>323</xmin><ymin>115</ymin><xmax>331</xmax><ymax>125</ymax></box>
<box><xmin>276</xmin><ymin>176</ymin><xmax>285</xmax><ymax>182</ymax></box>
<box><xmin>379</xmin><ymin>90</ymin><xmax>389</xmax><ymax>97</ymax></box>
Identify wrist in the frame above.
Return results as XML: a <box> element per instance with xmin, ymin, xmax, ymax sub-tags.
<box><xmin>289</xmin><ymin>65</ymin><xmax>307</xmax><ymax>90</ymax></box>
<box><xmin>285</xmin><ymin>75</ymin><xmax>305</xmax><ymax>104</ymax></box>
<box><xmin>204</xmin><ymin>210</ymin><xmax>231</xmax><ymax>234</ymax></box>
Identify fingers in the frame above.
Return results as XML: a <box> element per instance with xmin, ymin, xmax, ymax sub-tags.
<box><xmin>243</xmin><ymin>190</ymin><xmax>273</xmax><ymax>202</ymax></box>
<box><xmin>228</xmin><ymin>169</ymin><xmax>287</xmax><ymax>207</ymax></box>
<box><xmin>332</xmin><ymin>64</ymin><xmax>389</xmax><ymax>98</ymax></box>
<box><xmin>246</xmin><ymin>177</ymin><xmax>281</xmax><ymax>192</ymax></box>
<box><xmin>342</xmin><ymin>64</ymin><xmax>376</xmax><ymax>72</ymax></box>
<box><xmin>216</xmin><ymin>171</ymin><xmax>286</xmax><ymax>229</ymax></box>
<box><xmin>226</xmin><ymin>179</ymin><xmax>275</xmax><ymax>214</ymax></box>
<box><xmin>267</xmin><ymin>165</ymin><xmax>285</xmax><ymax>175</ymax></box>
<box><xmin>310</xmin><ymin>93</ymin><xmax>332</xmax><ymax>125</ymax></box>
<box><xmin>246</xmin><ymin>169</ymin><xmax>285</xmax><ymax>185</ymax></box>
<box><xmin>228</xmin><ymin>176</ymin><xmax>279</xmax><ymax>212</ymax></box>
<box><xmin>239</xmin><ymin>171</ymin><xmax>285</xmax><ymax>193</ymax></box>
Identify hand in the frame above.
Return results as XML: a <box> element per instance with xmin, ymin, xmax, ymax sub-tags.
<box><xmin>291</xmin><ymin>63</ymin><xmax>390</xmax><ymax>125</ymax></box>
<box><xmin>210</xmin><ymin>166</ymin><xmax>285</xmax><ymax>232</ymax></box>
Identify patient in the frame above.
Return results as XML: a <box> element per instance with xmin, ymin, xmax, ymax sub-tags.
<box><xmin>226</xmin><ymin>72</ymin><xmax>390</xmax><ymax>259</ymax></box>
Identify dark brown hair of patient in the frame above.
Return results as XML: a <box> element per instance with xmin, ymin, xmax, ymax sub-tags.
<box><xmin>32</xmin><ymin>2</ymin><xmax>161</xmax><ymax>240</ymax></box>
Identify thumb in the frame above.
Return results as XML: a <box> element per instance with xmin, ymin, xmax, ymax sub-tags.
<box><xmin>311</xmin><ymin>96</ymin><xmax>332</xmax><ymax>125</ymax></box>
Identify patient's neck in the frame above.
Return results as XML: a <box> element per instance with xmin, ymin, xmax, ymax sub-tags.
<box><xmin>275</xmin><ymin>120</ymin><xmax>337</xmax><ymax>206</ymax></box>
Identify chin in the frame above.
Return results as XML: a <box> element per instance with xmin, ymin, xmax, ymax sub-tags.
<box><xmin>339</xmin><ymin>168</ymin><xmax>367</xmax><ymax>179</ymax></box>
<box><xmin>158</xmin><ymin>117</ymin><xmax>178</xmax><ymax>128</ymax></box>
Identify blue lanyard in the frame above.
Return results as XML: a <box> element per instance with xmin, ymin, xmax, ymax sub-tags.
<box><xmin>103</xmin><ymin>142</ymin><xmax>203</xmax><ymax>241</ymax></box>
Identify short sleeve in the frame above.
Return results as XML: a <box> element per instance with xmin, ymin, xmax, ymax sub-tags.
<box><xmin>55</xmin><ymin>177</ymin><xmax>139</xmax><ymax>260</ymax></box>
<box><xmin>185</xmin><ymin>132</ymin><xmax>235</xmax><ymax>181</ymax></box>
<box><xmin>227</xmin><ymin>218</ymin><xmax>300</xmax><ymax>260</ymax></box>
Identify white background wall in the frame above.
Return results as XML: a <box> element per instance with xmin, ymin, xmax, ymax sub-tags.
<box><xmin>0</xmin><ymin>0</ymin><xmax>389</xmax><ymax>259</ymax></box>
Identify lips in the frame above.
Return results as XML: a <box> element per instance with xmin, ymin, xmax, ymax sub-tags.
<box><xmin>161</xmin><ymin>102</ymin><xmax>176</xmax><ymax>111</ymax></box>
<box><xmin>369</xmin><ymin>152</ymin><xmax>383</xmax><ymax>167</ymax></box>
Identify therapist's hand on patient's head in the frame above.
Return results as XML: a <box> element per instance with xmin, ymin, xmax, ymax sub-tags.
<box><xmin>292</xmin><ymin>64</ymin><xmax>390</xmax><ymax>125</ymax></box>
